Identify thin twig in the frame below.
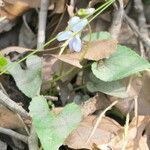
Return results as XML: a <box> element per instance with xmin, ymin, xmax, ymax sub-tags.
<box><xmin>49</xmin><ymin>11</ymin><xmax>66</xmax><ymax>39</ymax></box>
<box><xmin>122</xmin><ymin>113</ymin><xmax>130</xmax><ymax>150</ymax></box>
<box><xmin>0</xmin><ymin>140</ymin><xmax>7</xmax><ymax>150</ymax></box>
<box><xmin>109</xmin><ymin>0</ymin><xmax>124</xmax><ymax>40</ymax></box>
<box><xmin>139</xmin><ymin>41</ymin><xmax>146</xmax><ymax>58</ymax></box>
<box><xmin>86</xmin><ymin>100</ymin><xmax>118</xmax><ymax>143</ymax></box>
<box><xmin>134</xmin><ymin>0</ymin><xmax>149</xmax><ymax>36</ymax></box>
<box><xmin>0</xmin><ymin>82</ymin><xmax>8</xmax><ymax>96</ymax></box>
<box><xmin>37</xmin><ymin>0</ymin><xmax>49</xmax><ymax>50</ymax></box>
<box><xmin>124</xmin><ymin>13</ymin><xmax>150</xmax><ymax>48</ymax></box>
<box><xmin>44</xmin><ymin>95</ymin><xmax>58</xmax><ymax>101</ymax></box>
<box><xmin>0</xmin><ymin>90</ymin><xmax>29</xmax><ymax>118</ymax></box>
<box><xmin>134</xmin><ymin>0</ymin><xmax>149</xmax><ymax>58</ymax></box>
<box><xmin>0</xmin><ymin>127</ymin><xmax>28</xmax><ymax>143</ymax></box>
<box><xmin>133</xmin><ymin>117</ymin><xmax>150</xmax><ymax>149</ymax></box>
<box><xmin>28</xmin><ymin>125</ymin><xmax>39</xmax><ymax>150</ymax></box>
<box><xmin>70</xmin><ymin>0</ymin><xmax>75</xmax><ymax>6</ymax></box>
<box><xmin>134</xmin><ymin>96</ymin><xmax>138</xmax><ymax>126</ymax></box>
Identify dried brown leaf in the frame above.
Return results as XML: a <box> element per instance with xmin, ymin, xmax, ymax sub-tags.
<box><xmin>138</xmin><ymin>71</ymin><xmax>150</xmax><ymax>115</ymax></box>
<box><xmin>54</xmin><ymin>0</ymin><xmax>65</xmax><ymax>14</ymax></box>
<box><xmin>4</xmin><ymin>0</ymin><xmax>65</xmax><ymax>11</ymax></box>
<box><xmin>67</xmin><ymin>5</ymin><xmax>74</xmax><ymax>17</ymax></box>
<box><xmin>145</xmin><ymin>123</ymin><xmax>150</xmax><ymax>148</ymax></box>
<box><xmin>109</xmin><ymin>116</ymin><xmax>150</xmax><ymax>149</ymax></box>
<box><xmin>81</xmin><ymin>93</ymin><xmax>110</xmax><ymax>117</ymax></box>
<box><xmin>65</xmin><ymin>116</ymin><xmax>121</xmax><ymax>149</ymax></box>
<box><xmin>0</xmin><ymin>1</ymin><xmax>29</xmax><ymax>20</ymax></box>
<box><xmin>52</xmin><ymin>54</ymin><xmax>82</xmax><ymax>68</ymax></box>
<box><xmin>0</xmin><ymin>105</ymin><xmax>25</xmax><ymax>129</ymax></box>
<box><xmin>1</xmin><ymin>0</ymin><xmax>60</xmax><ymax>21</ymax></box>
<box><xmin>109</xmin><ymin>75</ymin><xmax>143</xmax><ymax>115</ymax></box>
<box><xmin>82</xmin><ymin>39</ymin><xmax>117</xmax><ymax>61</ymax></box>
<box><xmin>1</xmin><ymin>46</ymin><xmax>30</xmax><ymax>56</ymax></box>
<box><xmin>41</xmin><ymin>55</ymin><xmax>58</xmax><ymax>91</ymax></box>
<box><xmin>54</xmin><ymin>40</ymin><xmax>117</xmax><ymax>68</ymax></box>
<box><xmin>3</xmin><ymin>0</ymin><xmax>40</xmax><ymax>8</ymax></box>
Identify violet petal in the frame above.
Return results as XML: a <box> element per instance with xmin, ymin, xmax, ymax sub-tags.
<box><xmin>57</xmin><ymin>31</ymin><xmax>73</xmax><ymax>41</ymax></box>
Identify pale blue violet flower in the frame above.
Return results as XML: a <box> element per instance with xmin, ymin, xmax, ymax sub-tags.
<box><xmin>57</xmin><ymin>16</ymin><xmax>88</xmax><ymax>52</ymax></box>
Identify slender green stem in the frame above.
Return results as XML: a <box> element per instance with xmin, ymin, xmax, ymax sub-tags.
<box><xmin>50</xmin><ymin>67</ymin><xmax>76</xmax><ymax>83</ymax></box>
<box><xmin>44</xmin><ymin>36</ymin><xmax>57</xmax><ymax>47</ymax></box>
<box><xmin>86</xmin><ymin>0</ymin><xmax>114</xmax><ymax>20</ymax></box>
<box><xmin>0</xmin><ymin>49</ymin><xmax>39</xmax><ymax>75</ymax></box>
<box><xmin>50</xmin><ymin>62</ymin><xmax>92</xmax><ymax>83</ymax></box>
<box><xmin>89</xmin><ymin>0</ymin><xmax>115</xmax><ymax>22</ymax></box>
<box><xmin>73</xmin><ymin>85</ymin><xmax>86</xmax><ymax>91</ymax></box>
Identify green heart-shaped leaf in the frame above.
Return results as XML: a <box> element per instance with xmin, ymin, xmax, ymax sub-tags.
<box><xmin>87</xmin><ymin>73</ymin><xmax>128</xmax><ymax>98</ymax></box>
<box><xmin>92</xmin><ymin>45</ymin><xmax>150</xmax><ymax>81</ymax></box>
<box><xmin>8</xmin><ymin>55</ymin><xmax>42</xmax><ymax>98</ymax></box>
<box><xmin>29</xmin><ymin>96</ymin><xmax>82</xmax><ymax>150</ymax></box>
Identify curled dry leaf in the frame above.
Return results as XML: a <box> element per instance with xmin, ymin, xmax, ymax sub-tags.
<box><xmin>54</xmin><ymin>39</ymin><xmax>117</xmax><ymax>68</ymax></box>
<box><xmin>145</xmin><ymin>123</ymin><xmax>150</xmax><ymax>148</ymax></box>
<box><xmin>0</xmin><ymin>105</ymin><xmax>25</xmax><ymax>129</ymax></box>
<box><xmin>4</xmin><ymin>0</ymin><xmax>40</xmax><ymax>7</ymax></box>
<box><xmin>54</xmin><ymin>0</ymin><xmax>65</xmax><ymax>14</ymax></box>
<box><xmin>52</xmin><ymin>54</ymin><xmax>83</xmax><ymax>68</ymax></box>
<box><xmin>0</xmin><ymin>1</ymin><xmax>29</xmax><ymax>20</ymax></box>
<box><xmin>80</xmin><ymin>39</ymin><xmax>117</xmax><ymax>61</ymax></box>
<box><xmin>41</xmin><ymin>55</ymin><xmax>58</xmax><ymax>91</ymax></box>
<box><xmin>0</xmin><ymin>46</ymin><xmax>30</xmax><ymax>56</ymax></box>
<box><xmin>1</xmin><ymin>0</ymin><xmax>65</xmax><ymax>21</ymax></box>
<box><xmin>109</xmin><ymin>75</ymin><xmax>143</xmax><ymax>115</ymax></box>
<box><xmin>67</xmin><ymin>5</ymin><xmax>74</xmax><ymax>17</ymax></box>
<box><xmin>3</xmin><ymin>0</ymin><xmax>66</xmax><ymax>12</ymax></box>
<box><xmin>65</xmin><ymin>115</ymin><xmax>121</xmax><ymax>149</ymax></box>
<box><xmin>81</xmin><ymin>93</ymin><xmax>110</xmax><ymax>117</ymax></box>
<box><xmin>109</xmin><ymin>116</ymin><xmax>150</xmax><ymax>149</ymax></box>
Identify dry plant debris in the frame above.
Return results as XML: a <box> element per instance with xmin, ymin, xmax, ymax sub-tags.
<box><xmin>0</xmin><ymin>0</ymin><xmax>150</xmax><ymax>150</ymax></box>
